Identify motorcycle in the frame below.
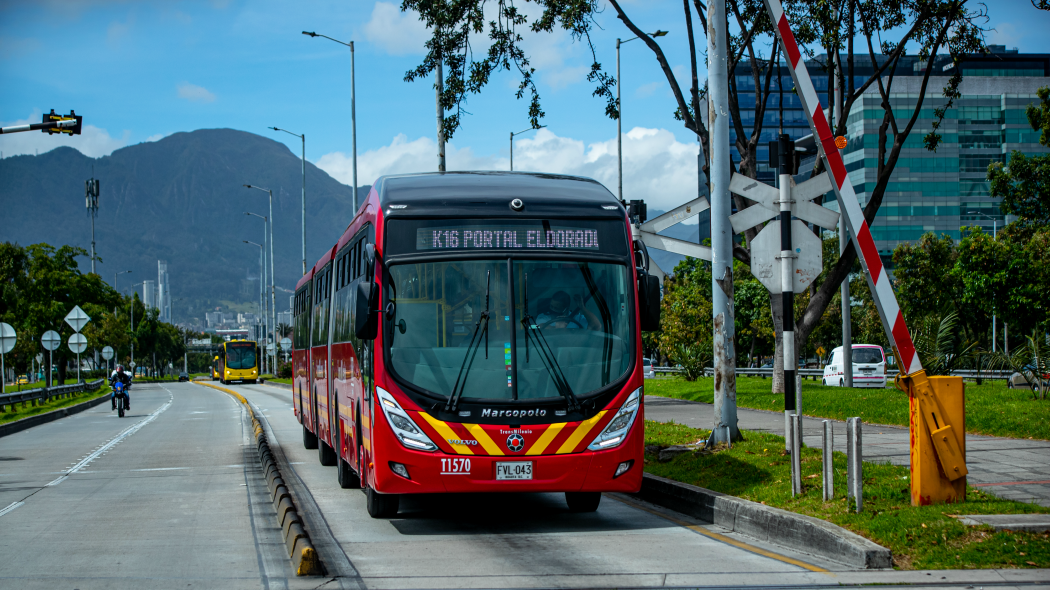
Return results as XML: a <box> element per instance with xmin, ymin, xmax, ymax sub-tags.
<box><xmin>113</xmin><ymin>381</ymin><xmax>128</xmax><ymax>418</ymax></box>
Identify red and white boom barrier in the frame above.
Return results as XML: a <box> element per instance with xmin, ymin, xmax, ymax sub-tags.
<box><xmin>763</xmin><ymin>0</ymin><xmax>921</xmax><ymax>375</ymax></box>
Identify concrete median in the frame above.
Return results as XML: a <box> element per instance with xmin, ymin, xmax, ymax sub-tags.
<box><xmin>195</xmin><ymin>381</ymin><xmax>324</xmax><ymax>576</ymax></box>
<box><xmin>635</xmin><ymin>473</ymin><xmax>892</xmax><ymax>569</ymax></box>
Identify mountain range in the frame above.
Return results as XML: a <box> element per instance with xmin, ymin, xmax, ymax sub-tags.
<box><xmin>0</xmin><ymin>129</ymin><xmax>363</xmax><ymax>323</ymax></box>
<box><xmin>0</xmin><ymin>128</ymin><xmax>704</xmax><ymax>325</ymax></box>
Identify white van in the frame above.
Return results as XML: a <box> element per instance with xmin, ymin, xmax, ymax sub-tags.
<box><xmin>822</xmin><ymin>345</ymin><xmax>887</xmax><ymax>388</ymax></box>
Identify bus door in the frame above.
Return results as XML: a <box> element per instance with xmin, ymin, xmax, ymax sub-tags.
<box><xmin>312</xmin><ymin>262</ymin><xmax>333</xmax><ymax>444</ymax></box>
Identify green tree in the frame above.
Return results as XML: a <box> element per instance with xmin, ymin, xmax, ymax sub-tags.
<box><xmin>0</xmin><ymin>243</ymin><xmax>122</xmax><ymax>384</ymax></box>
<box><xmin>659</xmin><ymin>257</ymin><xmax>713</xmax><ymax>379</ymax></box>
<box><xmin>988</xmin><ymin>86</ymin><xmax>1050</xmax><ymax>226</ymax></box>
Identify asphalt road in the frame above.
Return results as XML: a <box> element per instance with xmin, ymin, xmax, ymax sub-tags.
<box><xmin>2</xmin><ymin>380</ymin><xmax>1046</xmax><ymax>589</ymax></box>
<box><xmin>0</xmin><ymin>381</ymin><xmax>304</xmax><ymax>590</ymax></box>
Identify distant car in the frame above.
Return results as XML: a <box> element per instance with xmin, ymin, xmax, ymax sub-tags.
<box><xmin>17</xmin><ymin>375</ymin><xmax>29</xmax><ymax>385</ymax></box>
<box><xmin>1007</xmin><ymin>366</ymin><xmax>1049</xmax><ymax>391</ymax></box>
<box><xmin>822</xmin><ymin>345</ymin><xmax>886</xmax><ymax>388</ymax></box>
<box><xmin>178</xmin><ymin>372</ymin><xmax>189</xmax><ymax>382</ymax></box>
<box><xmin>760</xmin><ymin>362</ymin><xmax>773</xmax><ymax>369</ymax></box>
<box><xmin>643</xmin><ymin>358</ymin><xmax>655</xmax><ymax>379</ymax></box>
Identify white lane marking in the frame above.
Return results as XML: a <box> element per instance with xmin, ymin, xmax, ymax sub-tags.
<box><xmin>46</xmin><ymin>476</ymin><xmax>68</xmax><ymax>487</ymax></box>
<box><xmin>65</xmin><ymin>392</ymin><xmax>173</xmax><ymax>476</ymax></box>
<box><xmin>0</xmin><ymin>502</ymin><xmax>24</xmax><ymax>517</ymax></box>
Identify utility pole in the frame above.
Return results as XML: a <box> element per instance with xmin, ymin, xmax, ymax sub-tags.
<box><xmin>351</xmin><ymin>40</ymin><xmax>358</xmax><ymax>213</ymax></box>
<box><xmin>436</xmin><ymin>55</ymin><xmax>446</xmax><ymax>172</ymax></box>
<box><xmin>85</xmin><ymin>175</ymin><xmax>99</xmax><ymax>274</ymax></box>
<box><xmin>707</xmin><ymin>0</ymin><xmax>737</xmax><ymax>444</ymax></box>
<box><xmin>616</xmin><ymin>37</ymin><xmax>622</xmax><ymax>202</ymax></box>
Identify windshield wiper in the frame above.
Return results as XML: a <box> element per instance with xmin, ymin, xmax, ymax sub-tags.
<box><xmin>444</xmin><ymin>271</ymin><xmax>490</xmax><ymax>413</ymax></box>
<box><xmin>520</xmin><ymin>272</ymin><xmax>581</xmax><ymax>412</ymax></box>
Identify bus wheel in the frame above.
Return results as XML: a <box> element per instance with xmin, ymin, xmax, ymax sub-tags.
<box><xmin>337</xmin><ymin>423</ymin><xmax>360</xmax><ymax>488</ymax></box>
<box><xmin>303</xmin><ymin>423</ymin><xmax>318</xmax><ymax>450</ymax></box>
<box><xmin>565</xmin><ymin>492</ymin><xmax>601</xmax><ymax>513</ymax></box>
<box><xmin>319</xmin><ymin>438</ymin><xmax>337</xmax><ymax>466</ymax></box>
<box><xmin>366</xmin><ymin>485</ymin><xmax>399</xmax><ymax>518</ymax></box>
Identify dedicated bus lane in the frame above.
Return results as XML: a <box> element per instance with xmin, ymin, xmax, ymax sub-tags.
<box><xmin>234</xmin><ymin>382</ymin><xmax>844</xmax><ymax>589</ymax></box>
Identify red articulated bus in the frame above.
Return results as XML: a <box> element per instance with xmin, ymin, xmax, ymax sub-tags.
<box><xmin>292</xmin><ymin>171</ymin><xmax>661</xmax><ymax>518</ymax></box>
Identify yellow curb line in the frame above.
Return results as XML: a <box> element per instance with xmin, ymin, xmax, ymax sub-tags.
<box><xmin>609</xmin><ymin>493</ymin><xmax>831</xmax><ymax>574</ymax></box>
<box><xmin>195</xmin><ymin>381</ymin><xmax>322</xmax><ymax>576</ymax></box>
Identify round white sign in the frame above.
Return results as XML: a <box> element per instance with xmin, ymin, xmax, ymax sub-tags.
<box><xmin>68</xmin><ymin>333</ymin><xmax>88</xmax><ymax>354</ymax></box>
<box><xmin>0</xmin><ymin>322</ymin><xmax>16</xmax><ymax>354</ymax></box>
<box><xmin>267</xmin><ymin>343</ymin><xmax>276</xmax><ymax>353</ymax></box>
<box><xmin>280</xmin><ymin>337</ymin><xmax>292</xmax><ymax>351</ymax></box>
<box><xmin>101</xmin><ymin>346</ymin><xmax>114</xmax><ymax>361</ymax></box>
<box><xmin>41</xmin><ymin>330</ymin><xmax>61</xmax><ymax>352</ymax></box>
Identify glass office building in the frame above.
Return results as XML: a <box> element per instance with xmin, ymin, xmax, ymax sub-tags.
<box><xmin>730</xmin><ymin>47</ymin><xmax>1050</xmax><ymax>264</ymax></box>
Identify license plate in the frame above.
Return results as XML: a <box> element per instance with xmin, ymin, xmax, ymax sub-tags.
<box><xmin>496</xmin><ymin>461</ymin><xmax>533</xmax><ymax>480</ymax></box>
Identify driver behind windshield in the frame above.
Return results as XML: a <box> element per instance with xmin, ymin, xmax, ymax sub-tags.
<box><xmin>535</xmin><ymin>290</ymin><xmax>600</xmax><ymax>330</ymax></box>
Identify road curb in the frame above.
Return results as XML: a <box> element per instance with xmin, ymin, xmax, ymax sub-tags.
<box><xmin>196</xmin><ymin>382</ymin><xmax>323</xmax><ymax>576</ymax></box>
<box><xmin>0</xmin><ymin>390</ymin><xmax>111</xmax><ymax>439</ymax></box>
<box><xmin>635</xmin><ymin>473</ymin><xmax>892</xmax><ymax>569</ymax></box>
<box><xmin>260</xmin><ymin>380</ymin><xmax>292</xmax><ymax>391</ymax></box>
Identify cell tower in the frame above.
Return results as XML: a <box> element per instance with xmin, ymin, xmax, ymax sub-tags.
<box><xmin>85</xmin><ymin>172</ymin><xmax>100</xmax><ymax>274</ymax></box>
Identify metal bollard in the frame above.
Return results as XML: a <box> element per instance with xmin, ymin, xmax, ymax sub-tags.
<box><xmin>847</xmin><ymin>417</ymin><xmax>863</xmax><ymax>512</ymax></box>
<box><xmin>822</xmin><ymin>420</ymin><xmax>833</xmax><ymax>501</ymax></box>
<box><xmin>725</xmin><ymin>425</ymin><xmax>732</xmax><ymax>449</ymax></box>
<box><xmin>791</xmin><ymin>413</ymin><xmax>802</xmax><ymax>496</ymax></box>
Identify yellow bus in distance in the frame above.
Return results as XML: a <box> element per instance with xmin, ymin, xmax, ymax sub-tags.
<box><xmin>219</xmin><ymin>340</ymin><xmax>259</xmax><ymax>384</ymax></box>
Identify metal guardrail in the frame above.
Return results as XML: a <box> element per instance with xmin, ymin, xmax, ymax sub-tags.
<box><xmin>0</xmin><ymin>379</ymin><xmax>105</xmax><ymax>412</ymax></box>
<box><xmin>652</xmin><ymin>367</ymin><xmax>1012</xmax><ymax>381</ymax></box>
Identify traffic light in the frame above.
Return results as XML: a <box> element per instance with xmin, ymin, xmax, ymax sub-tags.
<box><xmin>628</xmin><ymin>199</ymin><xmax>647</xmax><ymax>224</ymax></box>
<box><xmin>42</xmin><ymin>109</ymin><xmax>82</xmax><ymax>135</ymax></box>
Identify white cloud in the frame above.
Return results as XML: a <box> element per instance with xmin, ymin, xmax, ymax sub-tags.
<box><xmin>177</xmin><ymin>82</ymin><xmax>216</xmax><ymax>103</ymax></box>
<box><xmin>0</xmin><ymin>112</ymin><xmax>130</xmax><ymax>158</ymax></box>
<box><xmin>316</xmin><ymin>127</ymin><xmax>701</xmax><ymax>213</ymax></box>
<box><xmin>364</xmin><ymin>2</ymin><xmax>429</xmax><ymax>56</ymax></box>
<box><xmin>145</xmin><ymin>133</ymin><xmax>170</xmax><ymax>142</ymax></box>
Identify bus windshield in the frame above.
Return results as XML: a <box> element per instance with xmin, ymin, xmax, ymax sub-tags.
<box><xmin>387</xmin><ymin>259</ymin><xmax>632</xmax><ymax>402</ymax></box>
<box><xmin>226</xmin><ymin>342</ymin><xmax>258</xmax><ymax>370</ymax></box>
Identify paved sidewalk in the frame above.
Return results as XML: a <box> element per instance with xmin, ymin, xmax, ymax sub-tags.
<box><xmin>645</xmin><ymin>395</ymin><xmax>1050</xmax><ymax>508</ymax></box>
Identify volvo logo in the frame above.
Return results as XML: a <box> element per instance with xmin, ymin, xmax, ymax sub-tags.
<box><xmin>481</xmin><ymin>408</ymin><xmax>546</xmax><ymax>418</ymax></box>
<box><xmin>506</xmin><ymin>433</ymin><xmax>525</xmax><ymax>452</ymax></box>
<box><xmin>447</xmin><ymin>439</ymin><xmax>478</xmax><ymax>446</ymax></box>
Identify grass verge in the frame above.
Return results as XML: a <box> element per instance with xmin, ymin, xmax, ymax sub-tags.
<box><xmin>264</xmin><ymin>377</ymin><xmax>292</xmax><ymax>385</ymax></box>
<box><xmin>1</xmin><ymin>386</ymin><xmax>112</xmax><ymax>425</ymax></box>
<box><xmin>645</xmin><ymin>376</ymin><xmax>1050</xmax><ymax>440</ymax></box>
<box><xmin>644</xmin><ymin>419</ymin><xmax>1050</xmax><ymax>570</ymax></box>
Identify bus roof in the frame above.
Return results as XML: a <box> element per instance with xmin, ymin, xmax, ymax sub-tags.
<box><xmin>374</xmin><ymin>171</ymin><xmax>625</xmax><ymax>218</ymax></box>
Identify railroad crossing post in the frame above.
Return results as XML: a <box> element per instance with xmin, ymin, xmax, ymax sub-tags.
<box><xmin>776</xmin><ymin>134</ymin><xmax>798</xmax><ymax>449</ymax></box>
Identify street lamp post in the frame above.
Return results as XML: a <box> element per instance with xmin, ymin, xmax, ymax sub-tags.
<box><xmin>509</xmin><ymin>126</ymin><xmax>546</xmax><ymax>171</ymax></box>
<box><xmin>616</xmin><ymin>30</ymin><xmax>667</xmax><ymax>202</ymax></box>
<box><xmin>245</xmin><ymin>211</ymin><xmax>269</xmax><ymax>371</ymax></box>
<box><xmin>244</xmin><ymin>239</ymin><xmax>267</xmax><ymax>375</ymax></box>
<box><xmin>129</xmin><ymin>282</ymin><xmax>144</xmax><ymax>376</ymax></box>
<box><xmin>114</xmin><ymin>270</ymin><xmax>131</xmax><ymax>294</ymax></box>
<box><xmin>303</xmin><ymin>31</ymin><xmax>358</xmax><ymax>212</ymax></box>
<box><xmin>270</xmin><ymin>127</ymin><xmax>307</xmax><ymax>275</ymax></box>
<box><xmin>969</xmin><ymin>210</ymin><xmax>999</xmax><ymax>352</ymax></box>
<box><xmin>244</xmin><ymin>185</ymin><xmax>277</xmax><ymax>374</ymax></box>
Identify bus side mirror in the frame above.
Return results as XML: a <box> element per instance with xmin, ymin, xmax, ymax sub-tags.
<box><xmin>364</xmin><ymin>243</ymin><xmax>376</xmax><ymax>280</ymax></box>
<box><xmin>638</xmin><ymin>274</ymin><xmax>661</xmax><ymax>332</ymax></box>
<box><xmin>354</xmin><ymin>281</ymin><xmax>378</xmax><ymax>340</ymax></box>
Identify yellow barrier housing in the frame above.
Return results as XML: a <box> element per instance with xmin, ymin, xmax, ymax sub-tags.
<box><xmin>898</xmin><ymin>372</ymin><xmax>967</xmax><ymax>506</ymax></box>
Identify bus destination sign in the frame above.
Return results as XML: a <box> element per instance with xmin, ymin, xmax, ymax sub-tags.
<box><xmin>416</xmin><ymin>226</ymin><xmax>600</xmax><ymax>251</ymax></box>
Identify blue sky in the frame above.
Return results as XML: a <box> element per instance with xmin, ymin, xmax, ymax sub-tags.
<box><xmin>2</xmin><ymin>0</ymin><xmax>1048</xmax><ymax>212</ymax></box>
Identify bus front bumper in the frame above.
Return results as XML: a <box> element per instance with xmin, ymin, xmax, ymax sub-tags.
<box><xmin>370</xmin><ymin>419</ymin><xmax>644</xmax><ymax>495</ymax></box>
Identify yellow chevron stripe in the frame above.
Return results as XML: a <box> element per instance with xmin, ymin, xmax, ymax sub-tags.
<box><xmin>526</xmin><ymin>422</ymin><xmax>567</xmax><ymax>456</ymax></box>
<box><xmin>419</xmin><ymin>413</ymin><xmax>474</xmax><ymax>455</ymax></box>
<box><xmin>464</xmin><ymin>424</ymin><xmax>505</xmax><ymax>456</ymax></box>
<box><xmin>556</xmin><ymin>411</ymin><xmax>607</xmax><ymax>454</ymax></box>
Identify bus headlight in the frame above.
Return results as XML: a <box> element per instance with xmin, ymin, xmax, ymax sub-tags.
<box><xmin>376</xmin><ymin>387</ymin><xmax>437</xmax><ymax>452</ymax></box>
<box><xmin>587</xmin><ymin>388</ymin><xmax>641</xmax><ymax>451</ymax></box>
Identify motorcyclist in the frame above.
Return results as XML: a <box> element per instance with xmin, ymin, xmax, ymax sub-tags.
<box><xmin>109</xmin><ymin>365</ymin><xmax>132</xmax><ymax>411</ymax></box>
